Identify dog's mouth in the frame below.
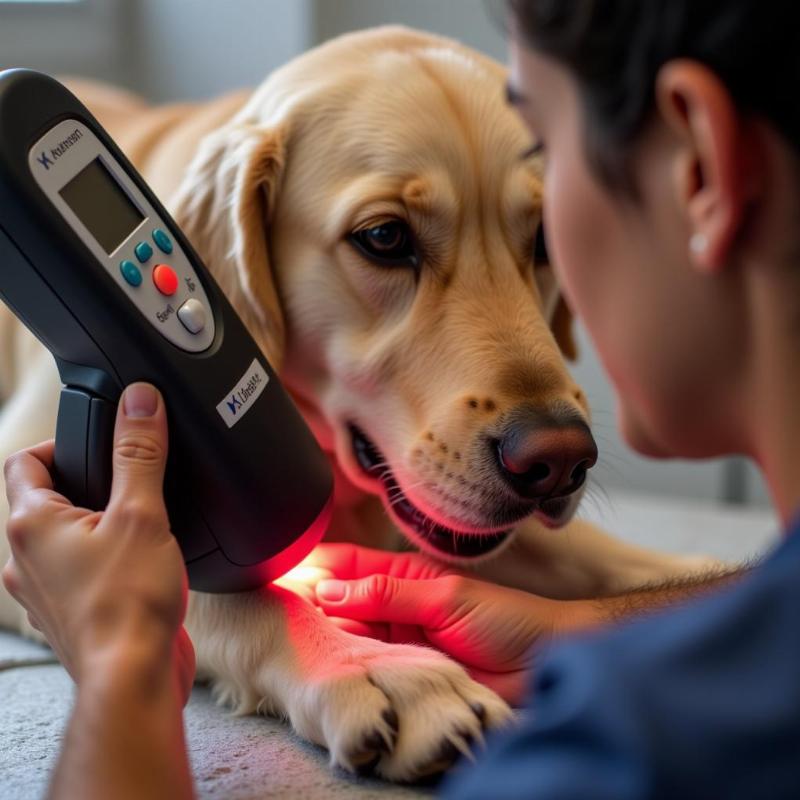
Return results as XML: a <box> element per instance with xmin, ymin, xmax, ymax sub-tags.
<box><xmin>349</xmin><ymin>424</ymin><xmax>512</xmax><ymax>558</ymax></box>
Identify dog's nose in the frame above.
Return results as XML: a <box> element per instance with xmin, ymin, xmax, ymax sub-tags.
<box><xmin>495</xmin><ymin>418</ymin><xmax>597</xmax><ymax>500</ymax></box>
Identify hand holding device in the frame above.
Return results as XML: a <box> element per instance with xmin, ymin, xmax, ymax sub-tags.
<box><xmin>2</xmin><ymin>383</ymin><xmax>195</xmax><ymax>700</ymax></box>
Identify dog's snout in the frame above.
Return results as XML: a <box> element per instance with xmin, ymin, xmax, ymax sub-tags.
<box><xmin>495</xmin><ymin>417</ymin><xmax>597</xmax><ymax>501</ymax></box>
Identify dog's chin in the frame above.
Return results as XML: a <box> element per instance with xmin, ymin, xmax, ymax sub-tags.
<box><xmin>347</xmin><ymin>424</ymin><xmax>526</xmax><ymax>562</ymax></box>
<box><xmin>534</xmin><ymin>495</ymin><xmax>582</xmax><ymax>529</ymax></box>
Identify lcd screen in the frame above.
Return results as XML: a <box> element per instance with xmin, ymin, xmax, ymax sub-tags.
<box><xmin>59</xmin><ymin>158</ymin><xmax>144</xmax><ymax>254</ymax></box>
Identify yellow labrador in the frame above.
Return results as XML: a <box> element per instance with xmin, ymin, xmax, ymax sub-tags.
<box><xmin>0</xmin><ymin>27</ymin><xmax>713</xmax><ymax>781</ymax></box>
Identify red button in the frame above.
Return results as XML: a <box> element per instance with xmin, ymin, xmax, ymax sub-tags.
<box><xmin>153</xmin><ymin>264</ymin><xmax>179</xmax><ymax>296</ymax></box>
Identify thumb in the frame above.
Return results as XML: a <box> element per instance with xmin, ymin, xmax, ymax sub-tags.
<box><xmin>316</xmin><ymin>573</ymin><xmax>457</xmax><ymax>628</ymax></box>
<box><xmin>108</xmin><ymin>383</ymin><xmax>169</xmax><ymax>509</ymax></box>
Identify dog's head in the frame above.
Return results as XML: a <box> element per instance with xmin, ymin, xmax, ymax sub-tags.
<box><xmin>173</xmin><ymin>27</ymin><xmax>596</xmax><ymax>563</ymax></box>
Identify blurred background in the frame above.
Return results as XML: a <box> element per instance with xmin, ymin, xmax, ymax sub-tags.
<box><xmin>0</xmin><ymin>0</ymin><xmax>770</xmax><ymax>509</ymax></box>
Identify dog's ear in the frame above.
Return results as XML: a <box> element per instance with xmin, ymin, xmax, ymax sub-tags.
<box><xmin>171</xmin><ymin>122</ymin><xmax>287</xmax><ymax>369</ymax></box>
<box><xmin>551</xmin><ymin>295</ymin><xmax>578</xmax><ymax>361</ymax></box>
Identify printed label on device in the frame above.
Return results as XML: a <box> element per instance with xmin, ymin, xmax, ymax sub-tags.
<box><xmin>216</xmin><ymin>359</ymin><xmax>270</xmax><ymax>428</ymax></box>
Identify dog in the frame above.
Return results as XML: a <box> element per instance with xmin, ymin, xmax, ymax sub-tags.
<box><xmin>0</xmin><ymin>27</ymin><xmax>716</xmax><ymax>781</ymax></box>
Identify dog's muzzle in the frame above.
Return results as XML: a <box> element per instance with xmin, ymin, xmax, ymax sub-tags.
<box><xmin>349</xmin><ymin>424</ymin><xmax>512</xmax><ymax>558</ymax></box>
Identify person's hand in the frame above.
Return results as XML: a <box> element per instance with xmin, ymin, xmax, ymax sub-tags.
<box><xmin>293</xmin><ymin>543</ymin><xmax>597</xmax><ymax>705</ymax></box>
<box><xmin>1</xmin><ymin>383</ymin><xmax>195</xmax><ymax>704</ymax></box>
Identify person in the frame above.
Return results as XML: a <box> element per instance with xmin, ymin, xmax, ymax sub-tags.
<box><xmin>5</xmin><ymin>0</ymin><xmax>800</xmax><ymax>796</ymax></box>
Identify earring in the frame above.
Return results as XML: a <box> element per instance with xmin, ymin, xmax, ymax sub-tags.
<box><xmin>689</xmin><ymin>233</ymin><xmax>708</xmax><ymax>255</ymax></box>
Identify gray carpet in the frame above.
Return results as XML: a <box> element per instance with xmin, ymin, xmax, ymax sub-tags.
<box><xmin>0</xmin><ymin>644</ymin><xmax>432</xmax><ymax>800</ymax></box>
<box><xmin>0</xmin><ymin>493</ymin><xmax>779</xmax><ymax>798</ymax></box>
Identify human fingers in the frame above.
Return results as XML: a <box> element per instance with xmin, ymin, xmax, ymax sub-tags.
<box><xmin>5</xmin><ymin>452</ymin><xmax>96</xmax><ymax>564</ymax></box>
<box><xmin>316</xmin><ymin>573</ymin><xmax>468</xmax><ymax>628</ymax></box>
<box><xmin>1</xmin><ymin>557</ymin><xmax>23</xmax><ymax>601</ymax></box>
<box><xmin>326</xmin><ymin>616</ymin><xmax>389</xmax><ymax>639</ymax></box>
<box><xmin>4</xmin><ymin>440</ymin><xmax>60</xmax><ymax>513</ymax></box>
<box><xmin>324</xmin><ymin>614</ymin><xmax>431</xmax><ymax>649</ymax></box>
<box><xmin>302</xmin><ymin>542</ymin><xmax>458</xmax><ymax>582</ymax></box>
<box><xmin>275</xmin><ymin>566</ymin><xmax>334</xmax><ymax>601</ymax></box>
<box><xmin>464</xmin><ymin>665</ymin><xmax>529</xmax><ymax>706</ymax></box>
<box><xmin>107</xmin><ymin>383</ymin><xmax>169</xmax><ymax>522</ymax></box>
<box><xmin>175</xmin><ymin>627</ymin><xmax>196</xmax><ymax>706</ymax></box>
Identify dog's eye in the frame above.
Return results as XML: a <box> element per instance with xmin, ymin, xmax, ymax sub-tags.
<box><xmin>533</xmin><ymin>223</ymin><xmax>549</xmax><ymax>268</ymax></box>
<box><xmin>349</xmin><ymin>222</ymin><xmax>418</xmax><ymax>268</ymax></box>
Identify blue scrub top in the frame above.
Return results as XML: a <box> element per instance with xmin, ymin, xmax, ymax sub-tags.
<box><xmin>442</xmin><ymin>517</ymin><xmax>800</xmax><ymax>799</ymax></box>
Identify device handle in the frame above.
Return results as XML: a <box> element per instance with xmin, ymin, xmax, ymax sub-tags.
<box><xmin>53</xmin><ymin>386</ymin><xmax>115</xmax><ymax>510</ymax></box>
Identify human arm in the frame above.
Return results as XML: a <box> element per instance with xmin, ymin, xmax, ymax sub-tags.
<box><xmin>1</xmin><ymin>383</ymin><xmax>195</xmax><ymax>800</ymax></box>
<box><xmin>298</xmin><ymin>543</ymin><xmax>745</xmax><ymax>705</ymax></box>
<box><xmin>50</xmin><ymin>629</ymin><xmax>194</xmax><ymax>800</ymax></box>
<box><xmin>471</xmin><ymin>516</ymin><xmax>731</xmax><ymax>599</ymax></box>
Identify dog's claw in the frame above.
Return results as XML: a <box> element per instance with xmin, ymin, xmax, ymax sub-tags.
<box><xmin>364</xmin><ymin>728</ymin><xmax>391</xmax><ymax>754</ymax></box>
<box><xmin>437</xmin><ymin>740</ymin><xmax>460</xmax><ymax>764</ymax></box>
<box><xmin>347</xmin><ymin>721</ymin><xmax>397</xmax><ymax>773</ymax></box>
<box><xmin>456</xmin><ymin>727</ymin><xmax>475</xmax><ymax>750</ymax></box>
<box><xmin>469</xmin><ymin>701</ymin><xmax>486</xmax><ymax>727</ymax></box>
<box><xmin>382</xmin><ymin>707</ymin><xmax>399</xmax><ymax>733</ymax></box>
<box><xmin>414</xmin><ymin>740</ymin><xmax>461</xmax><ymax>781</ymax></box>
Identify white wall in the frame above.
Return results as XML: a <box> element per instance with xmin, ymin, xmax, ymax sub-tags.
<box><xmin>0</xmin><ymin>0</ymin><xmax>313</xmax><ymax>101</ymax></box>
<box><xmin>314</xmin><ymin>0</ymin><xmax>506</xmax><ymax>60</ymax></box>
<box><xmin>0</xmin><ymin>0</ymin><xmax>136</xmax><ymax>86</ymax></box>
<box><xmin>129</xmin><ymin>0</ymin><xmax>313</xmax><ymax>101</ymax></box>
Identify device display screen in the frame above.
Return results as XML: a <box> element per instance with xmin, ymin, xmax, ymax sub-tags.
<box><xmin>59</xmin><ymin>158</ymin><xmax>144</xmax><ymax>254</ymax></box>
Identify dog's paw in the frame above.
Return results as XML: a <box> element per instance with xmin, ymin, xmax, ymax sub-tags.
<box><xmin>287</xmin><ymin>638</ymin><xmax>512</xmax><ymax>782</ymax></box>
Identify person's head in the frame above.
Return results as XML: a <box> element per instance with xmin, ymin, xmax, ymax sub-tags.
<box><xmin>505</xmin><ymin>0</ymin><xmax>800</xmax><ymax>461</ymax></box>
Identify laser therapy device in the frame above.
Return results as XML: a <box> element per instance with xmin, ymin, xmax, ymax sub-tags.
<box><xmin>0</xmin><ymin>69</ymin><xmax>333</xmax><ymax>592</ymax></box>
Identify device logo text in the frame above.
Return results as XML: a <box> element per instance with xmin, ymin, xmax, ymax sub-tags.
<box><xmin>37</xmin><ymin>128</ymin><xmax>83</xmax><ymax>170</ymax></box>
<box><xmin>216</xmin><ymin>359</ymin><xmax>270</xmax><ymax>429</ymax></box>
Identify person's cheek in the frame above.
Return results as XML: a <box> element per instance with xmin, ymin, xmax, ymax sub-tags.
<box><xmin>543</xmin><ymin>153</ymin><xmax>641</xmax><ymax>401</ymax></box>
<box><xmin>542</xmin><ymin>157</ymin><xmax>602</xmax><ymax>333</ymax></box>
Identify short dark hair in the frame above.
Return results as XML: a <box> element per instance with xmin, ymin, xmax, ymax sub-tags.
<box><xmin>508</xmin><ymin>0</ymin><xmax>800</xmax><ymax>192</ymax></box>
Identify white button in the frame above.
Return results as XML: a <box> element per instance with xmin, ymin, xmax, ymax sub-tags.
<box><xmin>177</xmin><ymin>298</ymin><xmax>207</xmax><ymax>334</ymax></box>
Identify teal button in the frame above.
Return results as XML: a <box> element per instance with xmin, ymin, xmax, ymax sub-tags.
<box><xmin>152</xmin><ymin>228</ymin><xmax>173</xmax><ymax>254</ymax></box>
<box><xmin>120</xmin><ymin>260</ymin><xmax>142</xmax><ymax>287</ymax></box>
<box><xmin>134</xmin><ymin>241</ymin><xmax>153</xmax><ymax>263</ymax></box>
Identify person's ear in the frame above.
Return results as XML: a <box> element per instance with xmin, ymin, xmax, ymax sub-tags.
<box><xmin>654</xmin><ymin>60</ymin><xmax>762</xmax><ymax>274</ymax></box>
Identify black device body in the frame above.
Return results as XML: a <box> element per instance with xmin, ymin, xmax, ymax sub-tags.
<box><xmin>0</xmin><ymin>69</ymin><xmax>333</xmax><ymax>592</ymax></box>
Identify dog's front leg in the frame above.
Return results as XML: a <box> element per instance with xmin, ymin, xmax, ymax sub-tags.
<box><xmin>472</xmin><ymin>518</ymin><xmax>722</xmax><ymax>600</ymax></box>
<box><xmin>187</xmin><ymin>585</ymin><xmax>511</xmax><ymax>782</ymax></box>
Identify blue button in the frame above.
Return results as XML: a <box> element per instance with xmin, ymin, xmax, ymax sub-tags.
<box><xmin>134</xmin><ymin>241</ymin><xmax>153</xmax><ymax>263</ymax></box>
<box><xmin>120</xmin><ymin>260</ymin><xmax>142</xmax><ymax>287</ymax></box>
<box><xmin>152</xmin><ymin>228</ymin><xmax>173</xmax><ymax>254</ymax></box>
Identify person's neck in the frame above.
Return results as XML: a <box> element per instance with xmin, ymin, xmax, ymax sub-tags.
<box><xmin>744</xmin><ymin>262</ymin><xmax>800</xmax><ymax>528</ymax></box>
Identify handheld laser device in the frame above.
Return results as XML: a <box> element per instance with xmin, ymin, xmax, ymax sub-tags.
<box><xmin>0</xmin><ymin>69</ymin><xmax>333</xmax><ymax>592</ymax></box>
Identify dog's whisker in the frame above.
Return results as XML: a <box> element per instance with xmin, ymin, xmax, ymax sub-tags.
<box><xmin>577</xmin><ymin>482</ymin><xmax>615</xmax><ymax>518</ymax></box>
<box><xmin>594</xmin><ymin>456</ymin><xmax>627</xmax><ymax>480</ymax></box>
<box><xmin>385</xmin><ymin>478</ymin><xmax>429</xmax><ymax>501</ymax></box>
